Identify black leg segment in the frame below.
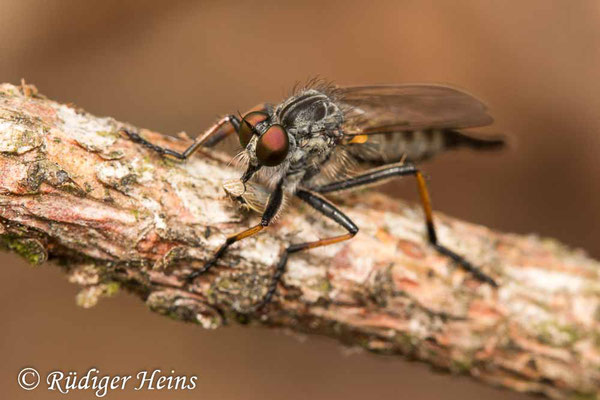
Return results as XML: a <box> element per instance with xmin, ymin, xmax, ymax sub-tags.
<box><xmin>311</xmin><ymin>163</ymin><xmax>497</xmax><ymax>287</ymax></box>
<box><xmin>121</xmin><ymin>114</ymin><xmax>241</xmax><ymax>160</ymax></box>
<box><xmin>186</xmin><ymin>180</ymin><xmax>284</xmax><ymax>283</ymax></box>
<box><xmin>251</xmin><ymin>189</ymin><xmax>358</xmax><ymax>311</ymax></box>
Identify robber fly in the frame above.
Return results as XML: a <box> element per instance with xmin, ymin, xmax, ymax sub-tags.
<box><xmin>122</xmin><ymin>79</ymin><xmax>504</xmax><ymax>311</ymax></box>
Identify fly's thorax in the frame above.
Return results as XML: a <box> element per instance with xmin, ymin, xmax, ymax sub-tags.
<box><xmin>290</xmin><ymin>132</ymin><xmax>336</xmax><ymax>166</ymax></box>
<box><xmin>273</xmin><ymin>88</ymin><xmax>345</xmax><ymax>182</ymax></box>
<box><xmin>241</xmin><ymin>88</ymin><xmax>344</xmax><ymax>190</ymax></box>
<box><xmin>275</xmin><ymin>89</ymin><xmax>344</xmax><ymax>136</ymax></box>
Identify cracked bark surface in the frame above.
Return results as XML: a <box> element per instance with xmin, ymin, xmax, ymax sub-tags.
<box><xmin>1</xmin><ymin>82</ymin><xmax>599</xmax><ymax>399</ymax></box>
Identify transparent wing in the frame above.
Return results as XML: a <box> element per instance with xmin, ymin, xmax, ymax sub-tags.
<box><xmin>333</xmin><ymin>84</ymin><xmax>504</xmax><ymax>165</ymax></box>
<box><xmin>338</xmin><ymin>84</ymin><xmax>494</xmax><ymax>135</ymax></box>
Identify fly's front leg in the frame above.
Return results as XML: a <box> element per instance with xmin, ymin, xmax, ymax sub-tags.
<box><xmin>186</xmin><ymin>181</ymin><xmax>284</xmax><ymax>283</ymax></box>
<box><xmin>312</xmin><ymin>163</ymin><xmax>498</xmax><ymax>287</ymax></box>
<box><xmin>251</xmin><ymin>189</ymin><xmax>358</xmax><ymax>311</ymax></box>
<box><xmin>121</xmin><ymin>114</ymin><xmax>241</xmax><ymax>160</ymax></box>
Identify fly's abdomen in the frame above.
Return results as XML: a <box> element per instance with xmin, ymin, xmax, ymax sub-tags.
<box><xmin>347</xmin><ymin>129</ymin><xmax>505</xmax><ymax>164</ymax></box>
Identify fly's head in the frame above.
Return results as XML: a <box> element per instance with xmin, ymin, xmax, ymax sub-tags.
<box><xmin>235</xmin><ymin>109</ymin><xmax>292</xmax><ymax>185</ymax></box>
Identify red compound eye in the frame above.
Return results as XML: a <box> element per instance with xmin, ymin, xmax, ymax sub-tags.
<box><xmin>238</xmin><ymin>111</ymin><xmax>268</xmax><ymax>147</ymax></box>
<box><xmin>256</xmin><ymin>124</ymin><xmax>289</xmax><ymax>166</ymax></box>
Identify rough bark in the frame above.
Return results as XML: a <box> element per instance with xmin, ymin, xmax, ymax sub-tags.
<box><xmin>1</xmin><ymin>82</ymin><xmax>599</xmax><ymax>399</ymax></box>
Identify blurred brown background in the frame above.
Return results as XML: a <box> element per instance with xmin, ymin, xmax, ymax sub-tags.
<box><xmin>1</xmin><ymin>1</ymin><xmax>599</xmax><ymax>399</ymax></box>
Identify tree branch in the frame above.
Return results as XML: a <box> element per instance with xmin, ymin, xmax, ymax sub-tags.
<box><xmin>1</xmin><ymin>82</ymin><xmax>599</xmax><ymax>399</ymax></box>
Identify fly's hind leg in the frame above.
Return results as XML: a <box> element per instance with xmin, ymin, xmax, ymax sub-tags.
<box><xmin>251</xmin><ymin>189</ymin><xmax>358</xmax><ymax>311</ymax></box>
<box><xmin>120</xmin><ymin>114</ymin><xmax>241</xmax><ymax>160</ymax></box>
<box><xmin>311</xmin><ymin>163</ymin><xmax>497</xmax><ymax>287</ymax></box>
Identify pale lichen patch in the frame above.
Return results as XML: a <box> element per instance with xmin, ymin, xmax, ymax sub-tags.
<box><xmin>0</xmin><ymin>119</ymin><xmax>43</xmax><ymax>154</ymax></box>
<box><xmin>198</xmin><ymin>200</ymin><xmax>235</xmax><ymax>225</ymax></box>
<box><xmin>96</xmin><ymin>159</ymin><xmax>168</xmax><ymax>232</ymax></box>
<box><xmin>534</xmin><ymin>321</ymin><xmax>580</xmax><ymax>347</ymax></box>
<box><xmin>382</xmin><ymin>210</ymin><xmax>424</xmax><ymax>243</ymax></box>
<box><xmin>139</xmin><ymin>196</ymin><xmax>167</xmax><ymax>231</ymax></box>
<box><xmin>68</xmin><ymin>264</ymin><xmax>101</xmax><ymax>285</ymax></box>
<box><xmin>571</xmin><ymin>296</ymin><xmax>600</xmax><ymax>326</ymax></box>
<box><xmin>96</xmin><ymin>160</ymin><xmax>137</xmax><ymax>193</ymax></box>
<box><xmin>286</xmin><ymin>257</ymin><xmax>330</xmax><ymax>303</ymax></box>
<box><xmin>237</xmin><ymin>234</ymin><xmax>280</xmax><ymax>266</ymax></box>
<box><xmin>129</xmin><ymin>157</ymin><xmax>155</xmax><ymax>183</ymax></box>
<box><xmin>507</xmin><ymin>266</ymin><xmax>589</xmax><ymax>293</ymax></box>
<box><xmin>167</xmin><ymin>169</ymin><xmax>235</xmax><ymax>224</ymax></box>
<box><xmin>56</xmin><ymin>104</ymin><xmax>117</xmax><ymax>152</ymax></box>
<box><xmin>167</xmin><ymin>167</ymin><xmax>222</xmax><ymax>198</ymax></box>
<box><xmin>183</xmin><ymin>156</ymin><xmax>238</xmax><ymax>182</ymax></box>
<box><xmin>194</xmin><ymin>311</ymin><xmax>221</xmax><ymax>330</ymax></box>
<box><xmin>0</xmin><ymin>83</ymin><xmax>21</xmax><ymax>96</ymax></box>
<box><xmin>500</xmin><ymin>287</ymin><xmax>553</xmax><ymax>324</ymax></box>
<box><xmin>75</xmin><ymin>282</ymin><xmax>120</xmax><ymax>308</ymax></box>
<box><xmin>408</xmin><ymin>316</ymin><xmax>430</xmax><ymax>339</ymax></box>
